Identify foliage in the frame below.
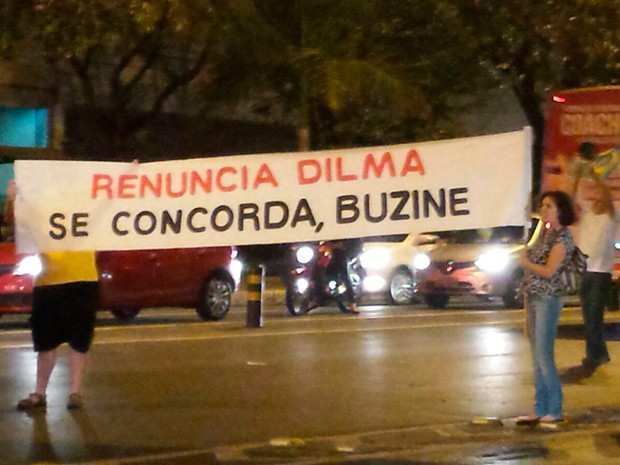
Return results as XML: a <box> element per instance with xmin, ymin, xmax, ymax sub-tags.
<box><xmin>3</xmin><ymin>0</ymin><xmax>620</xmax><ymax>163</ymax></box>
<box><xmin>240</xmin><ymin>0</ymin><xmax>483</xmax><ymax>149</ymax></box>
<box><xmin>365</xmin><ymin>0</ymin><xmax>486</xmax><ymax>143</ymax></box>
<box><xmin>456</xmin><ymin>0</ymin><xmax>620</xmax><ymax>191</ymax></box>
<box><xmin>10</xmin><ymin>0</ymin><xmax>257</xmax><ymax>158</ymax></box>
<box><xmin>0</xmin><ymin>0</ymin><xmax>33</xmax><ymax>58</ymax></box>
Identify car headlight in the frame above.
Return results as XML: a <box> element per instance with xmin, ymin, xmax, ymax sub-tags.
<box><xmin>229</xmin><ymin>258</ymin><xmax>243</xmax><ymax>287</ymax></box>
<box><xmin>360</xmin><ymin>248</ymin><xmax>391</xmax><ymax>270</ymax></box>
<box><xmin>296</xmin><ymin>246</ymin><xmax>315</xmax><ymax>264</ymax></box>
<box><xmin>475</xmin><ymin>249</ymin><xmax>510</xmax><ymax>273</ymax></box>
<box><xmin>413</xmin><ymin>253</ymin><xmax>430</xmax><ymax>270</ymax></box>
<box><xmin>14</xmin><ymin>255</ymin><xmax>43</xmax><ymax>277</ymax></box>
<box><xmin>363</xmin><ymin>275</ymin><xmax>386</xmax><ymax>292</ymax></box>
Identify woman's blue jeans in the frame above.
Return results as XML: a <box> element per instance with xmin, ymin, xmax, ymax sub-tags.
<box><xmin>526</xmin><ymin>294</ymin><xmax>563</xmax><ymax>418</ymax></box>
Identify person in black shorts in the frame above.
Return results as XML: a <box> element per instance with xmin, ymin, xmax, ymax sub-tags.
<box><xmin>16</xmin><ymin>253</ymin><xmax>99</xmax><ymax>411</ymax></box>
<box><xmin>6</xmin><ymin>184</ymin><xmax>100</xmax><ymax>411</ymax></box>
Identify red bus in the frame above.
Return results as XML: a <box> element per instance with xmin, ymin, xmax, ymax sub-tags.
<box><xmin>541</xmin><ymin>86</ymin><xmax>620</xmax><ymax>305</ymax></box>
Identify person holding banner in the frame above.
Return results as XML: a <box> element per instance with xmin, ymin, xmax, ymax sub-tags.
<box><xmin>518</xmin><ymin>190</ymin><xmax>576</xmax><ymax>426</ymax></box>
<box><xmin>572</xmin><ymin>177</ymin><xmax>616</xmax><ymax>370</ymax></box>
<box><xmin>4</xmin><ymin>185</ymin><xmax>100</xmax><ymax>412</ymax></box>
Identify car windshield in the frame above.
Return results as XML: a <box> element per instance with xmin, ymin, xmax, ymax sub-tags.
<box><xmin>362</xmin><ymin>218</ymin><xmax>540</xmax><ymax>246</ymax></box>
<box><xmin>363</xmin><ymin>234</ymin><xmax>408</xmax><ymax>243</ymax></box>
<box><xmin>430</xmin><ymin>225</ymin><xmax>529</xmax><ymax>245</ymax></box>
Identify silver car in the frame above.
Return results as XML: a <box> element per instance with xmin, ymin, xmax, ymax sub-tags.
<box><xmin>360</xmin><ymin>232</ymin><xmax>439</xmax><ymax>304</ymax></box>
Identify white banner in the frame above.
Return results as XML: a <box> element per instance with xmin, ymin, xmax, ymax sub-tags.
<box><xmin>15</xmin><ymin>129</ymin><xmax>532</xmax><ymax>253</ymax></box>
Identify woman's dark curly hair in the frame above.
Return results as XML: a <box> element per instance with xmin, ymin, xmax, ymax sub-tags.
<box><xmin>540</xmin><ymin>190</ymin><xmax>576</xmax><ymax>226</ymax></box>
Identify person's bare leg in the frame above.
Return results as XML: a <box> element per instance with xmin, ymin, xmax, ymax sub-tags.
<box><xmin>67</xmin><ymin>348</ymin><xmax>88</xmax><ymax>409</ymax></box>
<box><xmin>18</xmin><ymin>350</ymin><xmax>56</xmax><ymax>410</ymax></box>
<box><xmin>69</xmin><ymin>348</ymin><xmax>88</xmax><ymax>395</ymax></box>
<box><xmin>35</xmin><ymin>350</ymin><xmax>57</xmax><ymax>395</ymax></box>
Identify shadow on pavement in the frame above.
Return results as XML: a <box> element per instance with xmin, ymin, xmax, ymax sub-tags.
<box><xmin>557</xmin><ymin>321</ymin><xmax>620</xmax><ymax>341</ymax></box>
<box><xmin>559</xmin><ymin>364</ymin><xmax>596</xmax><ymax>384</ymax></box>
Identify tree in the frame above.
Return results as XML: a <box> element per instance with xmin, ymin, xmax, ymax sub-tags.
<box><xmin>456</xmin><ymin>0</ymin><xmax>620</xmax><ymax>193</ymax></box>
<box><xmin>0</xmin><ymin>0</ymin><xmax>30</xmax><ymax>58</ymax></box>
<box><xmin>237</xmin><ymin>0</ymin><xmax>486</xmax><ymax>151</ymax></box>
<box><xmin>11</xmin><ymin>0</ymin><xmax>258</xmax><ymax>159</ymax></box>
<box><xmin>368</xmin><ymin>0</ymin><xmax>487</xmax><ymax>143</ymax></box>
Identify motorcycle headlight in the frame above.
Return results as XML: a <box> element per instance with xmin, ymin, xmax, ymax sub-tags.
<box><xmin>296</xmin><ymin>246</ymin><xmax>315</xmax><ymax>264</ymax></box>
<box><xmin>475</xmin><ymin>249</ymin><xmax>510</xmax><ymax>273</ymax></box>
<box><xmin>413</xmin><ymin>253</ymin><xmax>430</xmax><ymax>270</ymax></box>
<box><xmin>360</xmin><ymin>248</ymin><xmax>390</xmax><ymax>270</ymax></box>
<box><xmin>14</xmin><ymin>255</ymin><xmax>43</xmax><ymax>277</ymax></box>
<box><xmin>295</xmin><ymin>277</ymin><xmax>310</xmax><ymax>293</ymax></box>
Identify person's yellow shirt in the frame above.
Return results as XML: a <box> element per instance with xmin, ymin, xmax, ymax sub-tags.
<box><xmin>35</xmin><ymin>251</ymin><xmax>98</xmax><ymax>287</ymax></box>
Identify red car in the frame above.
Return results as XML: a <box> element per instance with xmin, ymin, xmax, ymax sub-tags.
<box><xmin>0</xmin><ymin>242</ymin><xmax>35</xmax><ymax>314</ymax></box>
<box><xmin>0</xmin><ymin>242</ymin><xmax>236</xmax><ymax>321</ymax></box>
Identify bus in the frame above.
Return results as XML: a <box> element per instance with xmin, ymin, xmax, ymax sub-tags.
<box><xmin>541</xmin><ymin>86</ymin><xmax>620</xmax><ymax>307</ymax></box>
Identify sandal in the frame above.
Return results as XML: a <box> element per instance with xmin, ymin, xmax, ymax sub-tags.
<box><xmin>17</xmin><ymin>393</ymin><xmax>47</xmax><ymax>411</ymax></box>
<box><xmin>67</xmin><ymin>393</ymin><xmax>83</xmax><ymax>410</ymax></box>
<box><xmin>515</xmin><ymin>415</ymin><xmax>539</xmax><ymax>426</ymax></box>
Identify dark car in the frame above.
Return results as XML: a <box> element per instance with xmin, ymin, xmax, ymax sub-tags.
<box><xmin>0</xmin><ymin>243</ymin><xmax>237</xmax><ymax>321</ymax></box>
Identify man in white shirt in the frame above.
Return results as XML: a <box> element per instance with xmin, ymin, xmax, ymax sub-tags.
<box><xmin>576</xmin><ymin>179</ymin><xmax>616</xmax><ymax>369</ymax></box>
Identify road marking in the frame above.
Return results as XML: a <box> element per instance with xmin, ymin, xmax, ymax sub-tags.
<box><xmin>1</xmin><ymin>313</ymin><xmax>596</xmax><ymax>350</ymax></box>
<box><xmin>1</xmin><ymin>306</ymin><xmax>612</xmax><ymax>350</ymax></box>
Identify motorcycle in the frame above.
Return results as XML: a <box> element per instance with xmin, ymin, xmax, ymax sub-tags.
<box><xmin>285</xmin><ymin>241</ymin><xmax>365</xmax><ymax>316</ymax></box>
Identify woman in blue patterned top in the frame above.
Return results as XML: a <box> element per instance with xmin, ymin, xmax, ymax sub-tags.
<box><xmin>518</xmin><ymin>190</ymin><xmax>576</xmax><ymax>426</ymax></box>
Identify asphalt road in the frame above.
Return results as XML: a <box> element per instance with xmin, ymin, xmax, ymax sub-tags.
<box><xmin>1</xmin><ymin>300</ymin><xmax>620</xmax><ymax>464</ymax></box>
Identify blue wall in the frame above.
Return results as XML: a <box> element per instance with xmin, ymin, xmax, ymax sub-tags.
<box><xmin>0</xmin><ymin>106</ymin><xmax>48</xmax><ymax>148</ymax></box>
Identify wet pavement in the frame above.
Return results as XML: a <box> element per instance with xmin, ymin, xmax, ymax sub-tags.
<box><xmin>2</xmin><ymin>285</ymin><xmax>620</xmax><ymax>465</ymax></box>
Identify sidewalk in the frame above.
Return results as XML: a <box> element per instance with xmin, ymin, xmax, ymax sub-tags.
<box><xmin>73</xmin><ymin>406</ymin><xmax>620</xmax><ymax>464</ymax></box>
<box><xmin>214</xmin><ymin>410</ymin><xmax>620</xmax><ymax>464</ymax></box>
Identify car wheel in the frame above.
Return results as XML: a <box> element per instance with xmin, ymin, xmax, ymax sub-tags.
<box><xmin>502</xmin><ymin>271</ymin><xmax>524</xmax><ymax>309</ymax></box>
<box><xmin>350</xmin><ymin>269</ymin><xmax>364</xmax><ymax>303</ymax></box>
<box><xmin>110</xmin><ymin>308</ymin><xmax>140</xmax><ymax>321</ymax></box>
<box><xmin>424</xmin><ymin>293</ymin><xmax>449</xmax><ymax>309</ymax></box>
<box><xmin>389</xmin><ymin>268</ymin><xmax>415</xmax><ymax>305</ymax></box>
<box><xmin>197</xmin><ymin>274</ymin><xmax>233</xmax><ymax>321</ymax></box>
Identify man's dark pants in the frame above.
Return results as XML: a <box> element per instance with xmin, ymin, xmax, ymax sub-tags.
<box><xmin>580</xmin><ymin>271</ymin><xmax>611</xmax><ymax>365</ymax></box>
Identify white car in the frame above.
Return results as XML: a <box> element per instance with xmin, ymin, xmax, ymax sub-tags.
<box><xmin>360</xmin><ymin>233</ymin><xmax>439</xmax><ymax>304</ymax></box>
